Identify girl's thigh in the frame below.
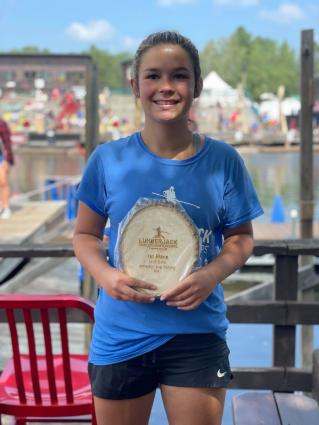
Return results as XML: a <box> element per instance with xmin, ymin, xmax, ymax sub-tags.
<box><xmin>93</xmin><ymin>390</ymin><xmax>156</xmax><ymax>425</ymax></box>
<box><xmin>0</xmin><ymin>163</ymin><xmax>9</xmax><ymax>186</ymax></box>
<box><xmin>161</xmin><ymin>385</ymin><xmax>226</xmax><ymax>425</ymax></box>
<box><xmin>0</xmin><ymin>165</ymin><xmax>5</xmax><ymax>185</ymax></box>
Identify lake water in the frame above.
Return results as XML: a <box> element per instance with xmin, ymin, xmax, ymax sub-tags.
<box><xmin>9</xmin><ymin>147</ymin><xmax>319</xmax><ymax>424</ymax></box>
<box><xmin>11</xmin><ymin>148</ymin><xmax>319</xmax><ymax>222</ymax></box>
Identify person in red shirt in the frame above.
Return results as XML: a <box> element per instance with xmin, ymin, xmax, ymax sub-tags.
<box><xmin>0</xmin><ymin>118</ymin><xmax>14</xmax><ymax>219</ymax></box>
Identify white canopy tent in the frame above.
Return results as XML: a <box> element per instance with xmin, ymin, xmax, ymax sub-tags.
<box><xmin>259</xmin><ymin>94</ymin><xmax>301</xmax><ymax>121</ymax></box>
<box><xmin>199</xmin><ymin>71</ymin><xmax>238</xmax><ymax>107</ymax></box>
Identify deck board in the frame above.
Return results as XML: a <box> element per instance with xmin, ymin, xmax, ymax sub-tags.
<box><xmin>0</xmin><ymin>201</ymin><xmax>66</xmax><ymax>244</ymax></box>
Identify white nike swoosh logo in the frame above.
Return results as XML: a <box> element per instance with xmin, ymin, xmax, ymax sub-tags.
<box><xmin>217</xmin><ymin>369</ymin><xmax>227</xmax><ymax>378</ymax></box>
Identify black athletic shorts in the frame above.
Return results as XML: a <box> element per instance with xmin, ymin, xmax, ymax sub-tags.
<box><xmin>88</xmin><ymin>333</ymin><xmax>233</xmax><ymax>400</ymax></box>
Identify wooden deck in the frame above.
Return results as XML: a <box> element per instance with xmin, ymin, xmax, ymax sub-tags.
<box><xmin>253</xmin><ymin>221</ymin><xmax>319</xmax><ymax>239</ymax></box>
<box><xmin>0</xmin><ymin>200</ymin><xmax>67</xmax><ymax>284</ymax></box>
<box><xmin>0</xmin><ymin>200</ymin><xmax>66</xmax><ymax>244</ymax></box>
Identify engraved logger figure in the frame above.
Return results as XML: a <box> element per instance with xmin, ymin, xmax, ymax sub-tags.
<box><xmin>152</xmin><ymin>186</ymin><xmax>200</xmax><ymax>209</ymax></box>
<box><xmin>153</xmin><ymin>226</ymin><xmax>169</xmax><ymax>240</ymax></box>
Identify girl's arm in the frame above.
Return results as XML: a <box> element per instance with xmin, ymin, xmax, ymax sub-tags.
<box><xmin>160</xmin><ymin>221</ymin><xmax>254</xmax><ymax>310</ymax></box>
<box><xmin>73</xmin><ymin>201</ymin><xmax>157</xmax><ymax>303</ymax></box>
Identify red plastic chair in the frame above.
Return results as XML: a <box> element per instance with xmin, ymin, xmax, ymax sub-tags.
<box><xmin>0</xmin><ymin>294</ymin><xmax>96</xmax><ymax>425</ymax></box>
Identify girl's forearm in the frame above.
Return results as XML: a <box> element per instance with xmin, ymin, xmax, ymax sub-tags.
<box><xmin>73</xmin><ymin>233</ymin><xmax>114</xmax><ymax>284</ymax></box>
<box><xmin>201</xmin><ymin>234</ymin><xmax>254</xmax><ymax>286</ymax></box>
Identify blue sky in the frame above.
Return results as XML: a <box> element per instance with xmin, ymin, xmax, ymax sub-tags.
<box><xmin>0</xmin><ymin>0</ymin><xmax>318</xmax><ymax>55</ymax></box>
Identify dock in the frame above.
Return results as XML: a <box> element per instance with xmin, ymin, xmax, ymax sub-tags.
<box><xmin>0</xmin><ymin>200</ymin><xmax>67</xmax><ymax>284</ymax></box>
<box><xmin>253</xmin><ymin>221</ymin><xmax>319</xmax><ymax>239</ymax></box>
<box><xmin>0</xmin><ymin>200</ymin><xmax>66</xmax><ymax>244</ymax></box>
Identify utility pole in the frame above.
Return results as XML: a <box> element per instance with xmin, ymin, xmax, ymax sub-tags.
<box><xmin>300</xmin><ymin>29</ymin><xmax>314</xmax><ymax>368</ymax></box>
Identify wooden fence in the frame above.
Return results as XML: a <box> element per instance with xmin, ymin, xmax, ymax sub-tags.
<box><xmin>0</xmin><ymin>239</ymin><xmax>319</xmax><ymax>397</ymax></box>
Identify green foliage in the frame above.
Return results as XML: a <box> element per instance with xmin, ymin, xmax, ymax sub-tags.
<box><xmin>200</xmin><ymin>27</ymin><xmax>299</xmax><ymax>101</ymax></box>
<box><xmin>10</xmin><ymin>46</ymin><xmax>51</xmax><ymax>54</ymax></box>
<box><xmin>83</xmin><ymin>45</ymin><xmax>130</xmax><ymax>89</ymax></box>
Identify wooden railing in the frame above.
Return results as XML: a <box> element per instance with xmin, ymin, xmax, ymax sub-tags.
<box><xmin>0</xmin><ymin>239</ymin><xmax>319</xmax><ymax>397</ymax></box>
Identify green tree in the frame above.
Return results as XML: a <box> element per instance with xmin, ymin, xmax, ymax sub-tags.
<box><xmin>247</xmin><ymin>38</ymin><xmax>298</xmax><ymax>99</ymax></box>
<box><xmin>200</xmin><ymin>40</ymin><xmax>219</xmax><ymax>78</ymax></box>
<box><xmin>84</xmin><ymin>45</ymin><xmax>130</xmax><ymax>89</ymax></box>
<box><xmin>200</xmin><ymin>27</ymin><xmax>299</xmax><ymax>101</ymax></box>
<box><xmin>10</xmin><ymin>46</ymin><xmax>51</xmax><ymax>54</ymax></box>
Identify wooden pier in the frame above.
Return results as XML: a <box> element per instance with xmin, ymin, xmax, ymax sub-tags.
<box><xmin>0</xmin><ymin>200</ymin><xmax>67</xmax><ymax>284</ymax></box>
<box><xmin>0</xmin><ymin>200</ymin><xmax>66</xmax><ymax>244</ymax></box>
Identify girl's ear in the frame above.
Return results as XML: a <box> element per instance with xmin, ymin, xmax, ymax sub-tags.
<box><xmin>194</xmin><ymin>77</ymin><xmax>203</xmax><ymax>98</ymax></box>
<box><xmin>130</xmin><ymin>79</ymin><xmax>139</xmax><ymax>98</ymax></box>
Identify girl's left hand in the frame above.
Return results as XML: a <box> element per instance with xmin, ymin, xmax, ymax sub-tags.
<box><xmin>160</xmin><ymin>268</ymin><xmax>216</xmax><ymax>310</ymax></box>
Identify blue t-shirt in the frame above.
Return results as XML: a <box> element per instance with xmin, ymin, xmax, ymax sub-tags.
<box><xmin>76</xmin><ymin>132</ymin><xmax>263</xmax><ymax>365</ymax></box>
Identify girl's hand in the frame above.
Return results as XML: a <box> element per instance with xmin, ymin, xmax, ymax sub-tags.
<box><xmin>160</xmin><ymin>223</ymin><xmax>255</xmax><ymax>310</ymax></box>
<box><xmin>101</xmin><ymin>268</ymin><xmax>158</xmax><ymax>303</ymax></box>
<box><xmin>160</xmin><ymin>268</ymin><xmax>215</xmax><ymax>310</ymax></box>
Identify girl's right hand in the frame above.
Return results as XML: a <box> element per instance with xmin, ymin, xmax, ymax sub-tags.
<box><xmin>100</xmin><ymin>268</ymin><xmax>158</xmax><ymax>303</ymax></box>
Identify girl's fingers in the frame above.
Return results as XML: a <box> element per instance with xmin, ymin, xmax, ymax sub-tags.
<box><xmin>177</xmin><ymin>301</ymin><xmax>200</xmax><ymax>311</ymax></box>
<box><xmin>129</xmin><ymin>279</ymin><xmax>158</xmax><ymax>291</ymax></box>
<box><xmin>124</xmin><ymin>286</ymin><xmax>156</xmax><ymax>303</ymax></box>
<box><xmin>160</xmin><ymin>282</ymin><xmax>190</xmax><ymax>301</ymax></box>
<box><xmin>166</xmin><ymin>294</ymin><xmax>197</xmax><ymax>307</ymax></box>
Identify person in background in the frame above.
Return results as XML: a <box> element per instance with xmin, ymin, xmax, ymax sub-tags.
<box><xmin>0</xmin><ymin>117</ymin><xmax>14</xmax><ymax>219</ymax></box>
<box><xmin>73</xmin><ymin>31</ymin><xmax>263</xmax><ymax>425</ymax></box>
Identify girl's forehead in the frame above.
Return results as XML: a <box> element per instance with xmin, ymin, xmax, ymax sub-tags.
<box><xmin>139</xmin><ymin>44</ymin><xmax>193</xmax><ymax>70</ymax></box>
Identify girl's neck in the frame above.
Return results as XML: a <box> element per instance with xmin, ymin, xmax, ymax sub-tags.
<box><xmin>141</xmin><ymin>121</ymin><xmax>196</xmax><ymax>160</ymax></box>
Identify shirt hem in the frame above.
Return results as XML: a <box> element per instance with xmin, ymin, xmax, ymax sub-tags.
<box><xmin>89</xmin><ymin>334</ymin><xmax>175</xmax><ymax>365</ymax></box>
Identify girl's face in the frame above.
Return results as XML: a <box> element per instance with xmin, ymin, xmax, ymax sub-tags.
<box><xmin>132</xmin><ymin>44</ymin><xmax>200</xmax><ymax>126</ymax></box>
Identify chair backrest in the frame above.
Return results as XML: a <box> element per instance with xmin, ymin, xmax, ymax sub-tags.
<box><xmin>0</xmin><ymin>294</ymin><xmax>94</xmax><ymax>405</ymax></box>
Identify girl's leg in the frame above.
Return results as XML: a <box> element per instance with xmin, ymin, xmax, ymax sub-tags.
<box><xmin>161</xmin><ymin>385</ymin><xmax>226</xmax><ymax>425</ymax></box>
<box><xmin>93</xmin><ymin>390</ymin><xmax>156</xmax><ymax>425</ymax></box>
<box><xmin>0</xmin><ymin>163</ymin><xmax>10</xmax><ymax>209</ymax></box>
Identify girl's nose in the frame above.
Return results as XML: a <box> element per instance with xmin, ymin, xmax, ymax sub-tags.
<box><xmin>159</xmin><ymin>78</ymin><xmax>174</xmax><ymax>93</ymax></box>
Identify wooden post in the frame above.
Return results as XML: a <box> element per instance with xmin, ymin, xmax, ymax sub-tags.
<box><xmin>85</xmin><ymin>60</ymin><xmax>99</xmax><ymax>157</ymax></box>
<box><xmin>83</xmin><ymin>59</ymin><xmax>99</xmax><ymax>348</ymax></box>
<box><xmin>273</xmin><ymin>255</ymin><xmax>298</xmax><ymax>368</ymax></box>
<box><xmin>313</xmin><ymin>349</ymin><xmax>319</xmax><ymax>402</ymax></box>
<box><xmin>83</xmin><ymin>59</ymin><xmax>99</xmax><ymax>302</ymax></box>
<box><xmin>300</xmin><ymin>29</ymin><xmax>314</xmax><ymax>368</ymax></box>
<box><xmin>300</xmin><ymin>29</ymin><xmax>314</xmax><ymax>240</ymax></box>
<box><xmin>83</xmin><ymin>59</ymin><xmax>99</xmax><ymax>299</ymax></box>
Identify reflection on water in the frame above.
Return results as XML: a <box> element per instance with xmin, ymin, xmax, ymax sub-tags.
<box><xmin>242</xmin><ymin>151</ymin><xmax>319</xmax><ymax>221</ymax></box>
<box><xmin>10</xmin><ymin>149</ymin><xmax>319</xmax><ymax>221</ymax></box>
<box><xmin>11</xmin><ymin>151</ymin><xmax>85</xmax><ymax>195</ymax></box>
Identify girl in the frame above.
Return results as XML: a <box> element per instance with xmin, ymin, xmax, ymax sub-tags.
<box><xmin>73</xmin><ymin>31</ymin><xmax>263</xmax><ymax>425</ymax></box>
<box><xmin>0</xmin><ymin>117</ymin><xmax>14</xmax><ymax>219</ymax></box>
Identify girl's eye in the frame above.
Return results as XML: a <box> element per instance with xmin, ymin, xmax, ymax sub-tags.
<box><xmin>175</xmin><ymin>73</ymin><xmax>189</xmax><ymax>79</ymax></box>
<box><xmin>146</xmin><ymin>74</ymin><xmax>159</xmax><ymax>80</ymax></box>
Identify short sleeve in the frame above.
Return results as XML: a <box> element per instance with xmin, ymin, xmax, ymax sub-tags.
<box><xmin>222</xmin><ymin>149</ymin><xmax>263</xmax><ymax>228</ymax></box>
<box><xmin>76</xmin><ymin>146</ymin><xmax>108</xmax><ymax>218</ymax></box>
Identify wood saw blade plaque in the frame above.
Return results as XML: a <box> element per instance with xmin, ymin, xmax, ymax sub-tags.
<box><xmin>119</xmin><ymin>200</ymin><xmax>200</xmax><ymax>296</ymax></box>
